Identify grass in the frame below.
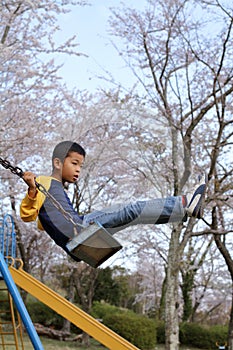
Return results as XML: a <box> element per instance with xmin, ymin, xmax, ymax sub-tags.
<box><xmin>0</xmin><ymin>335</ymin><xmax>208</xmax><ymax>350</ymax></box>
<box><xmin>0</xmin><ymin>334</ymin><xmax>108</xmax><ymax>350</ymax></box>
<box><xmin>41</xmin><ymin>337</ymin><xmax>107</xmax><ymax>350</ymax></box>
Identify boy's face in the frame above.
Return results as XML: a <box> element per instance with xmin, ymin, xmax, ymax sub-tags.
<box><xmin>61</xmin><ymin>151</ymin><xmax>84</xmax><ymax>183</ymax></box>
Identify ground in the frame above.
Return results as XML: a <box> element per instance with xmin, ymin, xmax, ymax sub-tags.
<box><xmin>3</xmin><ymin>335</ymin><xmax>209</xmax><ymax>350</ymax></box>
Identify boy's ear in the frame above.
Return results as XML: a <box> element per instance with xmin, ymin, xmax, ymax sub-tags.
<box><xmin>53</xmin><ymin>158</ymin><xmax>62</xmax><ymax>170</ymax></box>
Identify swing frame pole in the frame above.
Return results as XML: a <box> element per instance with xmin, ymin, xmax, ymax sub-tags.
<box><xmin>0</xmin><ymin>253</ymin><xmax>44</xmax><ymax>350</ymax></box>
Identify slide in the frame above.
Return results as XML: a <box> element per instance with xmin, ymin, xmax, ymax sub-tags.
<box><xmin>9</xmin><ymin>266</ymin><xmax>140</xmax><ymax>350</ymax></box>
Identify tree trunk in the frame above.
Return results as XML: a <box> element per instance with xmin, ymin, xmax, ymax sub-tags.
<box><xmin>228</xmin><ymin>291</ymin><xmax>233</xmax><ymax>350</ymax></box>
<box><xmin>165</xmin><ymin>227</ymin><xmax>181</xmax><ymax>350</ymax></box>
<box><xmin>82</xmin><ymin>332</ymin><xmax>90</xmax><ymax>347</ymax></box>
<box><xmin>62</xmin><ymin>270</ymin><xmax>75</xmax><ymax>333</ymax></box>
<box><xmin>212</xmin><ymin>206</ymin><xmax>233</xmax><ymax>350</ymax></box>
<box><xmin>181</xmin><ymin>271</ymin><xmax>194</xmax><ymax>322</ymax></box>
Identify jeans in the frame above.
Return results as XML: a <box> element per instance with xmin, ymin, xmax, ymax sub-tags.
<box><xmin>83</xmin><ymin>196</ymin><xmax>185</xmax><ymax>235</ymax></box>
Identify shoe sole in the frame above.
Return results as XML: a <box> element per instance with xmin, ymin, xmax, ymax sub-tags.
<box><xmin>187</xmin><ymin>174</ymin><xmax>207</xmax><ymax>218</ymax></box>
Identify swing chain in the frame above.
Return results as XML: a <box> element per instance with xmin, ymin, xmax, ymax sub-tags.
<box><xmin>0</xmin><ymin>157</ymin><xmax>24</xmax><ymax>178</ymax></box>
<box><xmin>35</xmin><ymin>181</ymin><xmax>84</xmax><ymax>229</ymax></box>
<box><xmin>0</xmin><ymin>156</ymin><xmax>84</xmax><ymax>230</ymax></box>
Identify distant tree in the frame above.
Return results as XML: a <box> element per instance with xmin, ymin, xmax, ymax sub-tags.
<box><xmin>72</xmin><ymin>263</ymin><xmax>99</xmax><ymax>346</ymax></box>
<box><xmin>106</xmin><ymin>1</ymin><xmax>233</xmax><ymax>349</ymax></box>
<box><xmin>93</xmin><ymin>267</ymin><xmax>121</xmax><ymax>305</ymax></box>
<box><xmin>112</xmin><ymin>267</ymin><xmax>140</xmax><ymax>310</ymax></box>
<box><xmin>180</xmin><ymin>236</ymin><xmax>215</xmax><ymax>322</ymax></box>
<box><xmin>0</xmin><ymin>0</ymin><xmax>87</xmax><ymax>269</ymax></box>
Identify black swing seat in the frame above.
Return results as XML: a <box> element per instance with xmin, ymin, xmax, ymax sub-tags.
<box><xmin>66</xmin><ymin>223</ymin><xmax>122</xmax><ymax>268</ymax></box>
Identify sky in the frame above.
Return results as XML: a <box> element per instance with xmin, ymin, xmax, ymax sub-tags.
<box><xmin>54</xmin><ymin>1</ymin><xmax>148</xmax><ymax>269</ymax></box>
<box><xmin>56</xmin><ymin>1</ymin><xmax>146</xmax><ymax>92</ymax></box>
<box><xmin>55</xmin><ymin>0</ymin><xmax>230</xmax><ymax>93</ymax></box>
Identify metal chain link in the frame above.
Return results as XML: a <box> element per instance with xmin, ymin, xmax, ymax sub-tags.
<box><xmin>35</xmin><ymin>181</ymin><xmax>85</xmax><ymax>228</ymax></box>
<box><xmin>0</xmin><ymin>156</ymin><xmax>84</xmax><ymax>229</ymax></box>
<box><xmin>0</xmin><ymin>157</ymin><xmax>24</xmax><ymax>178</ymax></box>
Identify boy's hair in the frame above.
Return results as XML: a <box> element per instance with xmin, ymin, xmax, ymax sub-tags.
<box><xmin>52</xmin><ymin>141</ymin><xmax>86</xmax><ymax>163</ymax></box>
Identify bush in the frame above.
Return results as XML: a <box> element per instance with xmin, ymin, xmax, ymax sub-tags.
<box><xmin>0</xmin><ymin>289</ymin><xmax>12</xmax><ymax>320</ymax></box>
<box><xmin>103</xmin><ymin>312</ymin><xmax>156</xmax><ymax>350</ymax></box>
<box><xmin>26</xmin><ymin>299</ymin><xmax>63</xmax><ymax>328</ymax></box>
<box><xmin>155</xmin><ymin>321</ymin><xmax>227</xmax><ymax>348</ymax></box>
<box><xmin>180</xmin><ymin>323</ymin><xmax>228</xmax><ymax>349</ymax></box>
<box><xmin>156</xmin><ymin>321</ymin><xmax>165</xmax><ymax>344</ymax></box>
<box><xmin>91</xmin><ymin>301</ymin><xmax>125</xmax><ymax>320</ymax></box>
<box><xmin>91</xmin><ymin>301</ymin><xmax>157</xmax><ymax>349</ymax></box>
<box><xmin>210</xmin><ymin>325</ymin><xmax>228</xmax><ymax>348</ymax></box>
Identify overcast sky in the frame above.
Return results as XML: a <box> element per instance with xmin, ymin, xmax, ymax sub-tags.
<box><xmin>56</xmin><ymin>1</ymin><xmax>146</xmax><ymax>92</ymax></box>
<box><xmin>54</xmin><ymin>0</ymin><xmax>228</xmax><ymax>93</ymax></box>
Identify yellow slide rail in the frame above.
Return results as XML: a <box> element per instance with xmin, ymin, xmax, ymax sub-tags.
<box><xmin>9</xmin><ymin>265</ymin><xmax>140</xmax><ymax>350</ymax></box>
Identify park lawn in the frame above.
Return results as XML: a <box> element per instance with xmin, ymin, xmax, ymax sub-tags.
<box><xmin>2</xmin><ymin>334</ymin><xmax>210</xmax><ymax>350</ymax></box>
<box><xmin>40</xmin><ymin>342</ymin><xmax>207</xmax><ymax>350</ymax></box>
<box><xmin>1</xmin><ymin>334</ymin><xmax>107</xmax><ymax>350</ymax></box>
<box><xmin>40</xmin><ymin>337</ymin><xmax>107</xmax><ymax>349</ymax></box>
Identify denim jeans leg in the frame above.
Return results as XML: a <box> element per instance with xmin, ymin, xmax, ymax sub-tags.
<box><xmin>83</xmin><ymin>196</ymin><xmax>185</xmax><ymax>235</ymax></box>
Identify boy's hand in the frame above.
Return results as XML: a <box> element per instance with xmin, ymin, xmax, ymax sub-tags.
<box><xmin>22</xmin><ymin>171</ymin><xmax>37</xmax><ymax>198</ymax></box>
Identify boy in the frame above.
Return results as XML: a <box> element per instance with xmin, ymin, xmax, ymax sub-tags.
<box><xmin>20</xmin><ymin>141</ymin><xmax>207</xmax><ymax>262</ymax></box>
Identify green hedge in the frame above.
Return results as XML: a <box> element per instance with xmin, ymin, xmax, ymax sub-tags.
<box><xmin>91</xmin><ymin>302</ymin><xmax>156</xmax><ymax>349</ymax></box>
<box><xmin>156</xmin><ymin>321</ymin><xmax>166</xmax><ymax>344</ymax></box>
<box><xmin>180</xmin><ymin>323</ymin><xmax>228</xmax><ymax>349</ymax></box>
<box><xmin>91</xmin><ymin>301</ymin><xmax>125</xmax><ymax>319</ymax></box>
<box><xmin>156</xmin><ymin>322</ymin><xmax>228</xmax><ymax>349</ymax></box>
<box><xmin>103</xmin><ymin>312</ymin><xmax>156</xmax><ymax>349</ymax></box>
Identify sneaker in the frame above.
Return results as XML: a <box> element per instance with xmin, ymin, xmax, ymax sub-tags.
<box><xmin>186</xmin><ymin>174</ymin><xmax>207</xmax><ymax>218</ymax></box>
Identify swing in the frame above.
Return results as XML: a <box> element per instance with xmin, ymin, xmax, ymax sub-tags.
<box><xmin>0</xmin><ymin>157</ymin><xmax>122</xmax><ymax>268</ymax></box>
<box><xmin>66</xmin><ymin>222</ymin><xmax>122</xmax><ymax>268</ymax></box>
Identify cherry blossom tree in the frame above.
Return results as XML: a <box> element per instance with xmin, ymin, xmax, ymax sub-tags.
<box><xmin>1</xmin><ymin>2</ymin><xmax>233</xmax><ymax>349</ymax></box>
<box><xmin>104</xmin><ymin>1</ymin><xmax>233</xmax><ymax>349</ymax></box>
<box><xmin>0</xmin><ymin>0</ymin><xmax>87</xmax><ymax>267</ymax></box>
